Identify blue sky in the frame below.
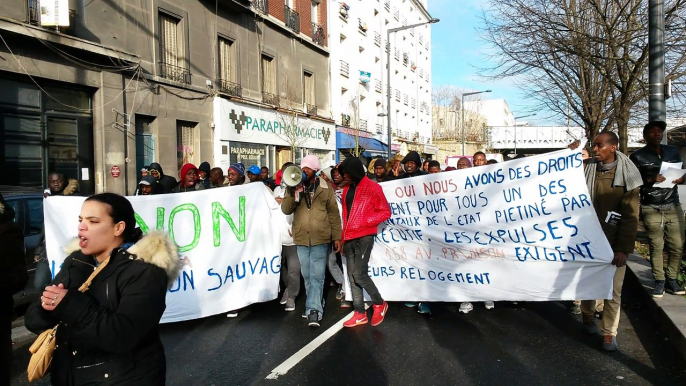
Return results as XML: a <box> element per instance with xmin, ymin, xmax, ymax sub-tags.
<box><xmin>428</xmin><ymin>0</ymin><xmax>558</xmax><ymax>125</ymax></box>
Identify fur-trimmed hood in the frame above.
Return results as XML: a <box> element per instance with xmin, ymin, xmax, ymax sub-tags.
<box><xmin>62</xmin><ymin>178</ymin><xmax>79</xmax><ymax>196</ymax></box>
<box><xmin>64</xmin><ymin>231</ymin><xmax>181</xmax><ymax>287</ymax></box>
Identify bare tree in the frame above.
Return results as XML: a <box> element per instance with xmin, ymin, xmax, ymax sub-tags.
<box><xmin>432</xmin><ymin>85</ymin><xmax>488</xmax><ymax>143</ymax></box>
<box><xmin>275</xmin><ymin>76</ymin><xmax>311</xmax><ymax>162</ymax></box>
<box><xmin>480</xmin><ymin>0</ymin><xmax>686</xmax><ymax>151</ymax></box>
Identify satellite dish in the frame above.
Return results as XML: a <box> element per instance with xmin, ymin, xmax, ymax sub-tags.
<box><xmin>283</xmin><ymin>165</ymin><xmax>304</xmax><ymax>187</ymax></box>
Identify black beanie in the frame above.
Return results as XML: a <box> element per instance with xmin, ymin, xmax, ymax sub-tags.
<box><xmin>339</xmin><ymin>157</ymin><xmax>366</xmax><ymax>184</ymax></box>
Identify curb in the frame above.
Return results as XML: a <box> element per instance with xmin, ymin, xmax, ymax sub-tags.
<box><xmin>626</xmin><ymin>254</ymin><xmax>686</xmax><ymax>361</ymax></box>
<box><xmin>12</xmin><ymin>325</ymin><xmax>36</xmax><ymax>345</ymax></box>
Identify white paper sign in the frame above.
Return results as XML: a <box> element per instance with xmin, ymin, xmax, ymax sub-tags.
<box><xmin>43</xmin><ymin>184</ymin><xmax>282</xmax><ymax>323</ymax></box>
<box><xmin>359</xmin><ymin>148</ymin><xmax>615</xmax><ymax>302</ymax></box>
<box><xmin>654</xmin><ymin>162</ymin><xmax>685</xmax><ymax>189</ymax></box>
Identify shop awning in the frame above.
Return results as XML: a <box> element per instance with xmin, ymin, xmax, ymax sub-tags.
<box><xmin>336</xmin><ymin>131</ymin><xmax>388</xmax><ymax>153</ymax></box>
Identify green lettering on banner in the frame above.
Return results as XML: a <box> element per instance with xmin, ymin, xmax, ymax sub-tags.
<box><xmin>134</xmin><ymin>213</ymin><xmax>149</xmax><ymax>233</ymax></box>
<box><xmin>157</xmin><ymin>207</ymin><xmax>165</xmax><ymax>230</ymax></box>
<box><xmin>134</xmin><ymin>208</ymin><xmax>166</xmax><ymax>234</ymax></box>
<box><xmin>212</xmin><ymin>197</ymin><xmax>246</xmax><ymax>246</ymax></box>
<box><xmin>168</xmin><ymin>204</ymin><xmax>201</xmax><ymax>253</ymax></box>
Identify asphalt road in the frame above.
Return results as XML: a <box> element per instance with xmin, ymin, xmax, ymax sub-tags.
<box><xmin>11</xmin><ymin>282</ymin><xmax>686</xmax><ymax>386</ymax></box>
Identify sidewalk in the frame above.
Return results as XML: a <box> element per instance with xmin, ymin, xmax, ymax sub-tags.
<box><xmin>627</xmin><ymin>253</ymin><xmax>686</xmax><ymax>361</ymax></box>
<box><xmin>11</xmin><ymin>317</ymin><xmax>35</xmax><ymax>346</ymax></box>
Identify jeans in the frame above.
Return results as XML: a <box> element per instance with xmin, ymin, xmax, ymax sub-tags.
<box><xmin>297</xmin><ymin>244</ymin><xmax>329</xmax><ymax>315</ymax></box>
<box><xmin>343</xmin><ymin>235</ymin><xmax>384</xmax><ymax>313</ymax></box>
<box><xmin>582</xmin><ymin>266</ymin><xmax>626</xmax><ymax>336</ymax></box>
<box><xmin>641</xmin><ymin>205</ymin><xmax>685</xmax><ymax>280</ymax></box>
<box><xmin>280</xmin><ymin>245</ymin><xmax>300</xmax><ymax>299</ymax></box>
<box><xmin>34</xmin><ymin>259</ymin><xmax>52</xmax><ymax>291</ymax></box>
<box><xmin>327</xmin><ymin>244</ymin><xmax>345</xmax><ymax>285</ymax></box>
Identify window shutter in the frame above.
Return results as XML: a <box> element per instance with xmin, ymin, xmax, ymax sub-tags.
<box><xmin>219</xmin><ymin>38</ymin><xmax>233</xmax><ymax>82</ymax></box>
<box><xmin>160</xmin><ymin>14</ymin><xmax>178</xmax><ymax>66</ymax></box>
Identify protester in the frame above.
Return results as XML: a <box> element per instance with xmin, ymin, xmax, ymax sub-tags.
<box><xmin>487</xmin><ymin>159</ymin><xmax>498</xmax><ymax>165</ymax></box>
<box><xmin>444</xmin><ymin>166</ymin><xmax>457</xmax><ymax>171</ymax></box>
<box><xmin>209</xmin><ymin>167</ymin><xmax>225</xmax><ymax>188</ymax></box>
<box><xmin>281</xmin><ymin>155</ymin><xmax>342</xmax><ymax>328</ymax></box>
<box><xmin>370</xmin><ymin>159</ymin><xmax>390</xmax><ymax>182</ymax></box>
<box><xmin>630</xmin><ymin>121</ymin><xmax>686</xmax><ymax>297</ymax></box>
<box><xmin>198</xmin><ymin>162</ymin><xmax>212</xmax><ymax>189</ymax></box>
<box><xmin>24</xmin><ymin>193</ymin><xmax>180</xmax><ymax>386</ymax></box>
<box><xmin>456</xmin><ymin>157</ymin><xmax>472</xmax><ymax>169</ymax></box>
<box><xmin>173</xmin><ymin>163</ymin><xmax>205</xmax><ymax>192</ymax></box>
<box><xmin>577</xmin><ymin>131</ymin><xmax>641</xmax><ymax>351</ymax></box>
<box><xmin>227</xmin><ymin>163</ymin><xmax>247</xmax><ymax>186</ymax></box>
<box><xmin>397</xmin><ymin>151</ymin><xmax>428</xmax><ymax>179</ymax></box>
<box><xmin>148</xmin><ymin>163</ymin><xmax>177</xmax><ymax>194</ymax></box>
<box><xmin>261</xmin><ymin>166</ymin><xmax>276</xmax><ymax>190</ymax></box>
<box><xmin>387</xmin><ymin>154</ymin><xmax>404</xmax><ymax>180</ymax></box>
<box><xmin>422</xmin><ymin>160</ymin><xmax>430</xmax><ymax>172</ymax></box>
<box><xmin>141</xmin><ymin>168</ymin><xmax>149</xmax><ymax>177</ymax></box>
<box><xmin>338</xmin><ymin>157</ymin><xmax>392</xmax><ymax>327</ymax></box>
<box><xmin>34</xmin><ymin>172</ymin><xmax>80</xmax><ymax>293</ymax></box>
<box><xmin>135</xmin><ymin>175</ymin><xmax>158</xmax><ymax>196</ymax></box>
<box><xmin>273</xmin><ymin>169</ymin><xmax>300</xmax><ymax>312</ymax></box>
<box><xmin>247</xmin><ymin>165</ymin><xmax>262</xmax><ymax>183</ymax></box>
<box><xmin>428</xmin><ymin>160</ymin><xmax>441</xmax><ymax>174</ymax></box>
<box><xmin>0</xmin><ymin>193</ymin><xmax>27</xmax><ymax>385</ymax></box>
<box><xmin>473</xmin><ymin>152</ymin><xmax>487</xmax><ymax>167</ymax></box>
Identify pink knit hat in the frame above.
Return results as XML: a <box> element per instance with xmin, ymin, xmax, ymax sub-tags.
<box><xmin>300</xmin><ymin>155</ymin><xmax>321</xmax><ymax>171</ymax></box>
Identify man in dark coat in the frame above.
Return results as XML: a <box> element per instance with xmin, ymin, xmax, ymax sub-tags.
<box><xmin>148</xmin><ymin>162</ymin><xmax>178</xmax><ymax>194</ymax></box>
<box><xmin>397</xmin><ymin>151</ymin><xmax>428</xmax><ymax>179</ymax></box>
<box><xmin>0</xmin><ymin>193</ymin><xmax>27</xmax><ymax>385</ymax></box>
<box><xmin>198</xmin><ymin>162</ymin><xmax>212</xmax><ymax>189</ymax></box>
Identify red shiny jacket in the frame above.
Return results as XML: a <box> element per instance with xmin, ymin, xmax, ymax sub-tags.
<box><xmin>341</xmin><ymin>176</ymin><xmax>392</xmax><ymax>241</ymax></box>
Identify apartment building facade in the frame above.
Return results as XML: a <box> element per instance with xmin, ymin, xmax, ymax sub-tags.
<box><xmin>0</xmin><ymin>0</ymin><xmax>333</xmax><ymax>195</ymax></box>
<box><xmin>328</xmin><ymin>0</ymin><xmax>435</xmax><ymax>162</ymax></box>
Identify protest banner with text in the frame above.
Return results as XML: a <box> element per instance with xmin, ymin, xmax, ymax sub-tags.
<box><xmin>43</xmin><ymin>183</ymin><xmax>283</xmax><ymax>323</ymax></box>
<box><xmin>357</xmin><ymin>147</ymin><xmax>615</xmax><ymax>302</ymax></box>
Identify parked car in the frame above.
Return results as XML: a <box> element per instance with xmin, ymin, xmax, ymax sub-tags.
<box><xmin>1</xmin><ymin>186</ymin><xmax>45</xmax><ymax>310</ymax></box>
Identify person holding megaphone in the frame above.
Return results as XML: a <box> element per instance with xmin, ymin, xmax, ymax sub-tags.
<box><xmin>281</xmin><ymin>155</ymin><xmax>342</xmax><ymax>328</ymax></box>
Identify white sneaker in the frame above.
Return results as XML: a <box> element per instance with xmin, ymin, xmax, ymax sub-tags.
<box><xmin>226</xmin><ymin>311</ymin><xmax>238</xmax><ymax>318</ymax></box>
<box><xmin>484</xmin><ymin>301</ymin><xmax>495</xmax><ymax>310</ymax></box>
<box><xmin>459</xmin><ymin>302</ymin><xmax>473</xmax><ymax>314</ymax></box>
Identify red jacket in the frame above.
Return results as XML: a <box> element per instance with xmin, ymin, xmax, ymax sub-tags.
<box><xmin>341</xmin><ymin>176</ymin><xmax>391</xmax><ymax>241</ymax></box>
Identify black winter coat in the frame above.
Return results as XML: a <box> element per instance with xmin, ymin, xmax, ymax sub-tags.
<box><xmin>629</xmin><ymin>144</ymin><xmax>683</xmax><ymax>206</ymax></box>
<box><xmin>25</xmin><ymin>232</ymin><xmax>180</xmax><ymax>386</ymax></box>
<box><xmin>0</xmin><ymin>221</ymin><xmax>27</xmax><ymax>301</ymax></box>
<box><xmin>148</xmin><ymin>163</ymin><xmax>178</xmax><ymax>194</ymax></box>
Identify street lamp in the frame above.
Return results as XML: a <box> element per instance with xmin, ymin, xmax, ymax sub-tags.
<box><xmin>386</xmin><ymin>17</ymin><xmax>440</xmax><ymax>159</ymax></box>
<box><xmin>513</xmin><ymin>113</ymin><xmax>537</xmax><ymax>154</ymax></box>
<box><xmin>461</xmin><ymin>90</ymin><xmax>491</xmax><ymax>155</ymax></box>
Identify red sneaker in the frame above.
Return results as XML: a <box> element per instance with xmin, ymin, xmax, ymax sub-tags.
<box><xmin>371</xmin><ymin>302</ymin><xmax>388</xmax><ymax>326</ymax></box>
<box><xmin>343</xmin><ymin>311</ymin><xmax>368</xmax><ymax>328</ymax></box>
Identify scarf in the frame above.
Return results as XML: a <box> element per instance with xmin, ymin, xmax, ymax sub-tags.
<box><xmin>585</xmin><ymin>151</ymin><xmax>643</xmax><ymax>200</ymax></box>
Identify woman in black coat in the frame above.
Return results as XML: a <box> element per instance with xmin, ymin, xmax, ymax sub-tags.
<box><xmin>25</xmin><ymin>193</ymin><xmax>181</xmax><ymax>385</ymax></box>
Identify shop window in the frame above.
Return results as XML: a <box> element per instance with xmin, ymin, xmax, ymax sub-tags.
<box><xmin>230</xmin><ymin>143</ymin><xmax>266</xmax><ymax>167</ymax></box>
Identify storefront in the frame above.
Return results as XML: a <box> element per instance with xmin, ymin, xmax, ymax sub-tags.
<box><xmin>336</xmin><ymin>127</ymin><xmax>389</xmax><ymax>164</ymax></box>
<box><xmin>213</xmin><ymin>97</ymin><xmax>336</xmax><ymax>173</ymax></box>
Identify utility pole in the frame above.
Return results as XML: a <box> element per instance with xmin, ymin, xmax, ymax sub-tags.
<box><xmin>649</xmin><ymin>0</ymin><xmax>667</xmax><ymax>144</ymax></box>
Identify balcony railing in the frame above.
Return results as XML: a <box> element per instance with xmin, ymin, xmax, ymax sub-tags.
<box><xmin>306</xmin><ymin>104</ymin><xmax>317</xmax><ymax>115</ymax></box>
<box><xmin>395</xmin><ymin>90</ymin><xmax>400</xmax><ymax>101</ymax></box>
<box><xmin>284</xmin><ymin>5</ymin><xmax>300</xmax><ymax>33</ymax></box>
<box><xmin>218</xmin><ymin>79</ymin><xmax>242</xmax><ymax>97</ymax></box>
<box><xmin>253</xmin><ymin>0</ymin><xmax>268</xmax><ymax>14</ymax></box>
<box><xmin>394</xmin><ymin>49</ymin><xmax>400</xmax><ymax>61</ymax></box>
<box><xmin>410</xmin><ymin>28</ymin><xmax>414</xmax><ymax>36</ymax></box>
<box><xmin>262</xmin><ymin>91</ymin><xmax>279</xmax><ymax>106</ymax></box>
<box><xmin>394</xmin><ymin>9</ymin><xmax>399</xmax><ymax>20</ymax></box>
<box><xmin>374</xmin><ymin>32</ymin><xmax>381</xmax><ymax>46</ymax></box>
<box><xmin>403</xmin><ymin>94</ymin><xmax>408</xmax><ymax>105</ymax></box>
<box><xmin>341</xmin><ymin>114</ymin><xmax>351</xmax><ymax>128</ymax></box>
<box><xmin>159</xmin><ymin>62</ymin><xmax>190</xmax><ymax>84</ymax></box>
<box><xmin>411</xmin><ymin>61</ymin><xmax>416</xmax><ymax>72</ymax></box>
<box><xmin>385</xmin><ymin>41</ymin><xmax>389</xmax><ymax>53</ymax></box>
<box><xmin>403</xmin><ymin>53</ymin><xmax>409</xmax><ymax>66</ymax></box>
<box><xmin>375</xmin><ymin>79</ymin><xmax>382</xmax><ymax>93</ymax></box>
<box><xmin>419</xmin><ymin>68</ymin><xmax>424</xmax><ymax>78</ymax></box>
<box><xmin>312</xmin><ymin>22</ymin><xmax>325</xmax><ymax>46</ymax></box>
<box><xmin>376</xmin><ymin>124</ymin><xmax>383</xmax><ymax>134</ymax></box>
<box><xmin>340</xmin><ymin>60</ymin><xmax>349</xmax><ymax>77</ymax></box>
<box><xmin>360</xmin><ymin>119</ymin><xmax>368</xmax><ymax>131</ymax></box>
<box><xmin>384</xmin><ymin>0</ymin><xmax>390</xmax><ymax>11</ymax></box>
<box><xmin>411</xmin><ymin>98</ymin><xmax>416</xmax><ymax>109</ymax></box>
<box><xmin>27</xmin><ymin>0</ymin><xmax>39</xmax><ymax>24</ymax></box>
<box><xmin>418</xmin><ymin>34</ymin><xmax>423</xmax><ymax>45</ymax></box>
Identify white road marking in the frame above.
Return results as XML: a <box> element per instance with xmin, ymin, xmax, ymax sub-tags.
<box><xmin>265</xmin><ymin>311</ymin><xmax>354</xmax><ymax>380</ymax></box>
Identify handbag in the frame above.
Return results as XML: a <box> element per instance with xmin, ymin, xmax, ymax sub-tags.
<box><xmin>27</xmin><ymin>256</ymin><xmax>112</xmax><ymax>382</ymax></box>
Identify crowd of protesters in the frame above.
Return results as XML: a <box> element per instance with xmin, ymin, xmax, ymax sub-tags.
<box><xmin>6</xmin><ymin>120</ymin><xmax>686</xmax><ymax>384</ymax></box>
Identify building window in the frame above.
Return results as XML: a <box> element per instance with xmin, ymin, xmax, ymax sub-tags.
<box><xmin>159</xmin><ymin>12</ymin><xmax>189</xmax><ymax>83</ymax></box>
<box><xmin>135</xmin><ymin>115</ymin><xmax>155</xmax><ymax>181</ymax></box>
<box><xmin>176</xmin><ymin>121</ymin><xmax>196</xmax><ymax>171</ymax></box>
<box><xmin>303</xmin><ymin>71</ymin><xmax>316</xmax><ymax>114</ymax></box>
<box><xmin>218</xmin><ymin>37</ymin><xmax>241</xmax><ymax>97</ymax></box>
<box><xmin>261</xmin><ymin>54</ymin><xmax>278</xmax><ymax>105</ymax></box>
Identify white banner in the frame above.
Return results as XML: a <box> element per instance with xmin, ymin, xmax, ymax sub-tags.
<box><xmin>44</xmin><ymin>184</ymin><xmax>282</xmax><ymax>323</ymax></box>
<box><xmin>360</xmin><ymin>147</ymin><xmax>615</xmax><ymax>302</ymax></box>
